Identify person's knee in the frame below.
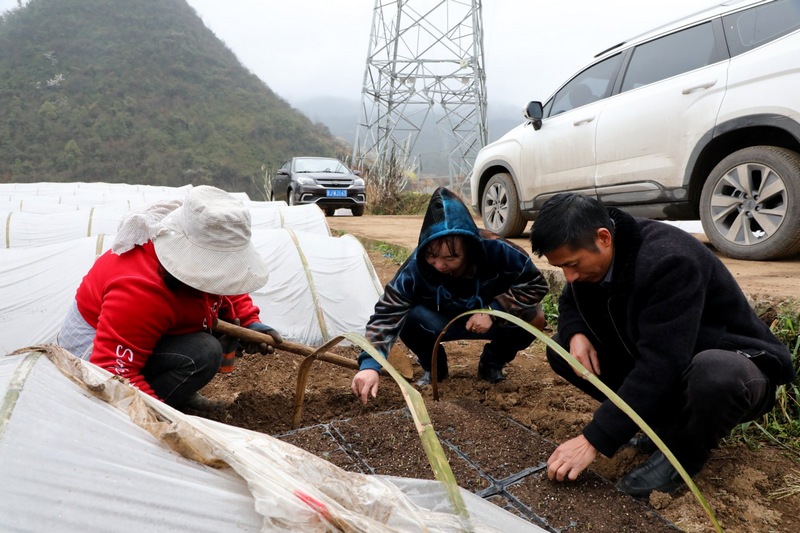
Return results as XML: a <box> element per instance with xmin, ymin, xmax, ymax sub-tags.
<box><xmin>686</xmin><ymin>349</ymin><xmax>772</xmax><ymax>416</ymax></box>
<box><xmin>176</xmin><ymin>332</ymin><xmax>223</xmax><ymax>374</ymax></box>
<box><xmin>688</xmin><ymin>350</ymin><xmax>748</xmax><ymax>392</ymax></box>
<box><xmin>402</xmin><ymin>306</ymin><xmax>447</xmax><ymax>336</ymax></box>
<box><xmin>202</xmin><ymin>337</ymin><xmax>224</xmax><ymax>371</ymax></box>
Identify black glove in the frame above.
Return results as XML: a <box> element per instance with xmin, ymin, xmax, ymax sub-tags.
<box><xmin>237</xmin><ymin>321</ymin><xmax>283</xmax><ymax>356</ymax></box>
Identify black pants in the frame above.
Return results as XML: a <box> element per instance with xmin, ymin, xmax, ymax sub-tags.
<box><xmin>142</xmin><ymin>332</ymin><xmax>223</xmax><ymax>408</ymax></box>
<box><xmin>399</xmin><ymin>305</ymin><xmax>534</xmax><ymax>373</ymax></box>
<box><xmin>546</xmin><ymin>334</ymin><xmax>775</xmax><ymax>471</ymax></box>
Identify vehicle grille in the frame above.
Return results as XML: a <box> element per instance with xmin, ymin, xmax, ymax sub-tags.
<box><xmin>318</xmin><ymin>179</ymin><xmax>353</xmax><ymax>187</ymax></box>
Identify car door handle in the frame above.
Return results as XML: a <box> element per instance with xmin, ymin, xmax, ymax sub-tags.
<box><xmin>573</xmin><ymin>116</ymin><xmax>595</xmax><ymax>126</ymax></box>
<box><xmin>681</xmin><ymin>80</ymin><xmax>717</xmax><ymax>94</ymax></box>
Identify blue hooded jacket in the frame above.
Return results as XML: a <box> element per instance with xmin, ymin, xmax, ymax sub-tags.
<box><xmin>358</xmin><ymin>187</ymin><xmax>548</xmax><ymax>372</ymax></box>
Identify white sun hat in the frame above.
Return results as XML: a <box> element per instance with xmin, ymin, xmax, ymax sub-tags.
<box><xmin>152</xmin><ymin>185</ymin><xmax>268</xmax><ymax>295</ymax></box>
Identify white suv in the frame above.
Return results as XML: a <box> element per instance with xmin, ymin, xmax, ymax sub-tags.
<box><xmin>469</xmin><ymin>0</ymin><xmax>800</xmax><ymax>260</ymax></box>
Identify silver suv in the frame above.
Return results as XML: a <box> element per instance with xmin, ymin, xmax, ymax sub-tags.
<box><xmin>469</xmin><ymin>0</ymin><xmax>800</xmax><ymax>260</ymax></box>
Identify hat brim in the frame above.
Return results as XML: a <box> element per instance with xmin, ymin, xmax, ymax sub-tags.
<box><xmin>154</xmin><ymin>231</ymin><xmax>268</xmax><ymax>295</ymax></box>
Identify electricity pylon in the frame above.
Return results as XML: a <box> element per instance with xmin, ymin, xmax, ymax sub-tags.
<box><xmin>353</xmin><ymin>0</ymin><xmax>487</xmax><ymax>192</ymax></box>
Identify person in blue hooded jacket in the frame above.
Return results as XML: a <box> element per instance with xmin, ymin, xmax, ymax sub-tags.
<box><xmin>351</xmin><ymin>187</ymin><xmax>548</xmax><ymax>405</ymax></box>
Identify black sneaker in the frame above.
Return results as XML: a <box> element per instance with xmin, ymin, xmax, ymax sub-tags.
<box><xmin>477</xmin><ymin>362</ymin><xmax>506</xmax><ymax>383</ymax></box>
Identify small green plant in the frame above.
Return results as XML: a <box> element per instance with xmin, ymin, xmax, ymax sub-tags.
<box><xmin>374</xmin><ymin>242</ymin><xmax>411</xmax><ymax>265</ymax></box>
<box><xmin>541</xmin><ymin>293</ymin><xmax>559</xmax><ymax>328</ymax></box>
<box><xmin>727</xmin><ymin>304</ymin><xmax>800</xmax><ymax>454</ymax></box>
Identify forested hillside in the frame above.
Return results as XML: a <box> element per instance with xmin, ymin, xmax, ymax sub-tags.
<box><xmin>0</xmin><ymin>0</ymin><xmax>345</xmax><ymax>198</ymax></box>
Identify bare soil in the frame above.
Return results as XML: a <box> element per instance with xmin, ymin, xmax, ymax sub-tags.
<box><xmin>194</xmin><ymin>215</ymin><xmax>800</xmax><ymax>532</ymax></box>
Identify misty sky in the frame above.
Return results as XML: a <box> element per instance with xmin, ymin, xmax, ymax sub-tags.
<box><xmin>182</xmin><ymin>0</ymin><xmax>720</xmax><ymax>107</ymax></box>
<box><xmin>2</xmin><ymin>0</ymin><xmax>721</xmax><ymax>107</ymax></box>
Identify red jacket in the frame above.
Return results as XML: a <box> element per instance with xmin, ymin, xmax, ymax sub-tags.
<box><xmin>75</xmin><ymin>242</ymin><xmax>261</xmax><ymax>398</ymax></box>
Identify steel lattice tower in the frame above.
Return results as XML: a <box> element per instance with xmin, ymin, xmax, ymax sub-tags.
<box><xmin>353</xmin><ymin>0</ymin><xmax>487</xmax><ymax>191</ymax></box>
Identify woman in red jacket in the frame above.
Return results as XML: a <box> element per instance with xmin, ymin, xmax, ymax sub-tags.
<box><xmin>58</xmin><ymin>186</ymin><xmax>281</xmax><ymax>411</ymax></box>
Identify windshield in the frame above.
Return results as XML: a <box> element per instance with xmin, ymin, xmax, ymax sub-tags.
<box><xmin>294</xmin><ymin>158</ymin><xmax>349</xmax><ymax>173</ymax></box>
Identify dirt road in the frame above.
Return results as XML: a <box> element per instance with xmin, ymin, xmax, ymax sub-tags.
<box><xmin>327</xmin><ymin>214</ymin><xmax>800</xmax><ymax>302</ymax></box>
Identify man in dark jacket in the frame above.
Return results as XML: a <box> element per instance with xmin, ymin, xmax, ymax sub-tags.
<box><xmin>351</xmin><ymin>187</ymin><xmax>548</xmax><ymax>405</ymax></box>
<box><xmin>529</xmin><ymin>193</ymin><xmax>795</xmax><ymax>497</ymax></box>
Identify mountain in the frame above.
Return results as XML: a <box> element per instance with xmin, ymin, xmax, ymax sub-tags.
<box><xmin>0</xmin><ymin>0</ymin><xmax>346</xmax><ymax>199</ymax></box>
<box><xmin>295</xmin><ymin>97</ymin><xmax>527</xmax><ymax>176</ymax></box>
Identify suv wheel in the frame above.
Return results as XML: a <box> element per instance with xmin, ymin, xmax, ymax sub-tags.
<box><xmin>700</xmin><ymin>146</ymin><xmax>800</xmax><ymax>261</ymax></box>
<box><xmin>288</xmin><ymin>189</ymin><xmax>296</xmax><ymax>206</ymax></box>
<box><xmin>351</xmin><ymin>205</ymin><xmax>365</xmax><ymax>217</ymax></box>
<box><xmin>324</xmin><ymin>207</ymin><xmax>336</xmax><ymax>217</ymax></box>
<box><xmin>481</xmin><ymin>172</ymin><xmax>527</xmax><ymax>237</ymax></box>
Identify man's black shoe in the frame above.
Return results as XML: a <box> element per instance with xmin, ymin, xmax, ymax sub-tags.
<box><xmin>617</xmin><ymin>451</ymin><xmax>687</xmax><ymax>498</ymax></box>
<box><xmin>415</xmin><ymin>368</ymin><xmax>448</xmax><ymax>387</ymax></box>
<box><xmin>477</xmin><ymin>362</ymin><xmax>506</xmax><ymax>383</ymax></box>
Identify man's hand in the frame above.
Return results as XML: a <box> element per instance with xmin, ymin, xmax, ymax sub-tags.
<box><xmin>351</xmin><ymin>369</ymin><xmax>380</xmax><ymax>405</ymax></box>
<box><xmin>466</xmin><ymin>313</ymin><xmax>493</xmax><ymax>334</ymax></box>
<box><xmin>569</xmin><ymin>333</ymin><xmax>600</xmax><ymax>377</ymax></box>
<box><xmin>237</xmin><ymin>322</ymin><xmax>284</xmax><ymax>355</ymax></box>
<box><xmin>546</xmin><ymin>435</ymin><xmax>598</xmax><ymax>482</ymax></box>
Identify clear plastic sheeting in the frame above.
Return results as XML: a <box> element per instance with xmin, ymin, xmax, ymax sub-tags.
<box><xmin>1</xmin><ymin>200</ymin><xmax>330</xmax><ymax>249</ymax></box>
<box><xmin>0</xmin><ymin>235</ymin><xmax>112</xmax><ymax>354</ymax></box>
<box><xmin>249</xmin><ymin>229</ymin><xmax>383</xmax><ymax>345</ymax></box>
<box><xmin>249</xmin><ymin>202</ymin><xmax>331</xmax><ymax>236</ymax></box>
<box><xmin>0</xmin><ymin>182</ymin><xmax>371</xmax><ymax>351</ymax></box>
<box><xmin>2</xmin><ymin>207</ymin><xmax>126</xmax><ymax>247</ymax></box>
<box><xmin>1</xmin><ymin>191</ymin><xmax>329</xmax><ymax>250</ymax></box>
<box><xmin>0</xmin><ymin>349</ymin><xmax>264</xmax><ymax>532</ymax></box>
<box><xmin>0</xmin><ymin>228</ymin><xmax>380</xmax><ymax>352</ymax></box>
<box><xmin>0</xmin><ymin>348</ymin><xmax>543</xmax><ymax>532</ymax></box>
<box><xmin>0</xmin><ymin>181</ymin><xmax>193</xmax><ymax>203</ymax></box>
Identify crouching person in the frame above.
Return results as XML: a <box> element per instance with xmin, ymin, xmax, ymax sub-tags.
<box><xmin>351</xmin><ymin>187</ymin><xmax>548</xmax><ymax>405</ymax></box>
<box><xmin>529</xmin><ymin>193</ymin><xmax>795</xmax><ymax>497</ymax></box>
<box><xmin>58</xmin><ymin>186</ymin><xmax>283</xmax><ymax>411</ymax></box>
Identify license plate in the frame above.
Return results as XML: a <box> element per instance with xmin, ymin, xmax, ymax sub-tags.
<box><xmin>326</xmin><ymin>189</ymin><xmax>347</xmax><ymax>197</ymax></box>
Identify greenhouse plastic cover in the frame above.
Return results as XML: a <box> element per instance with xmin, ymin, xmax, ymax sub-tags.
<box><xmin>0</xmin><ymin>182</ymin><xmax>380</xmax><ymax>353</ymax></box>
<box><xmin>0</xmin><ymin>347</ymin><xmax>544</xmax><ymax>532</ymax></box>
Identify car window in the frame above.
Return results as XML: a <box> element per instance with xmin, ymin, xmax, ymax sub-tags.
<box><xmin>294</xmin><ymin>158</ymin><xmax>347</xmax><ymax>173</ymax></box>
<box><xmin>545</xmin><ymin>53</ymin><xmax>623</xmax><ymax>117</ymax></box>
<box><xmin>723</xmin><ymin>0</ymin><xmax>800</xmax><ymax>56</ymax></box>
<box><xmin>620</xmin><ymin>22</ymin><xmax>719</xmax><ymax>92</ymax></box>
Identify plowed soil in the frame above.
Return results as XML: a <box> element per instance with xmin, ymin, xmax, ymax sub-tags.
<box><xmin>195</xmin><ymin>215</ymin><xmax>800</xmax><ymax>532</ymax></box>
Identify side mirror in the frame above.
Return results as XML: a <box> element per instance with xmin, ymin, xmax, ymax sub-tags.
<box><xmin>352</xmin><ymin>169</ymin><xmax>361</xmax><ymax>176</ymax></box>
<box><xmin>277</xmin><ymin>169</ymin><xmax>289</xmax><ymax>176</ymax></box>
<box><xmin>524</xmin><ymin>101</ymin><xmax>544</xmax><ymax>131</ymax></box>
